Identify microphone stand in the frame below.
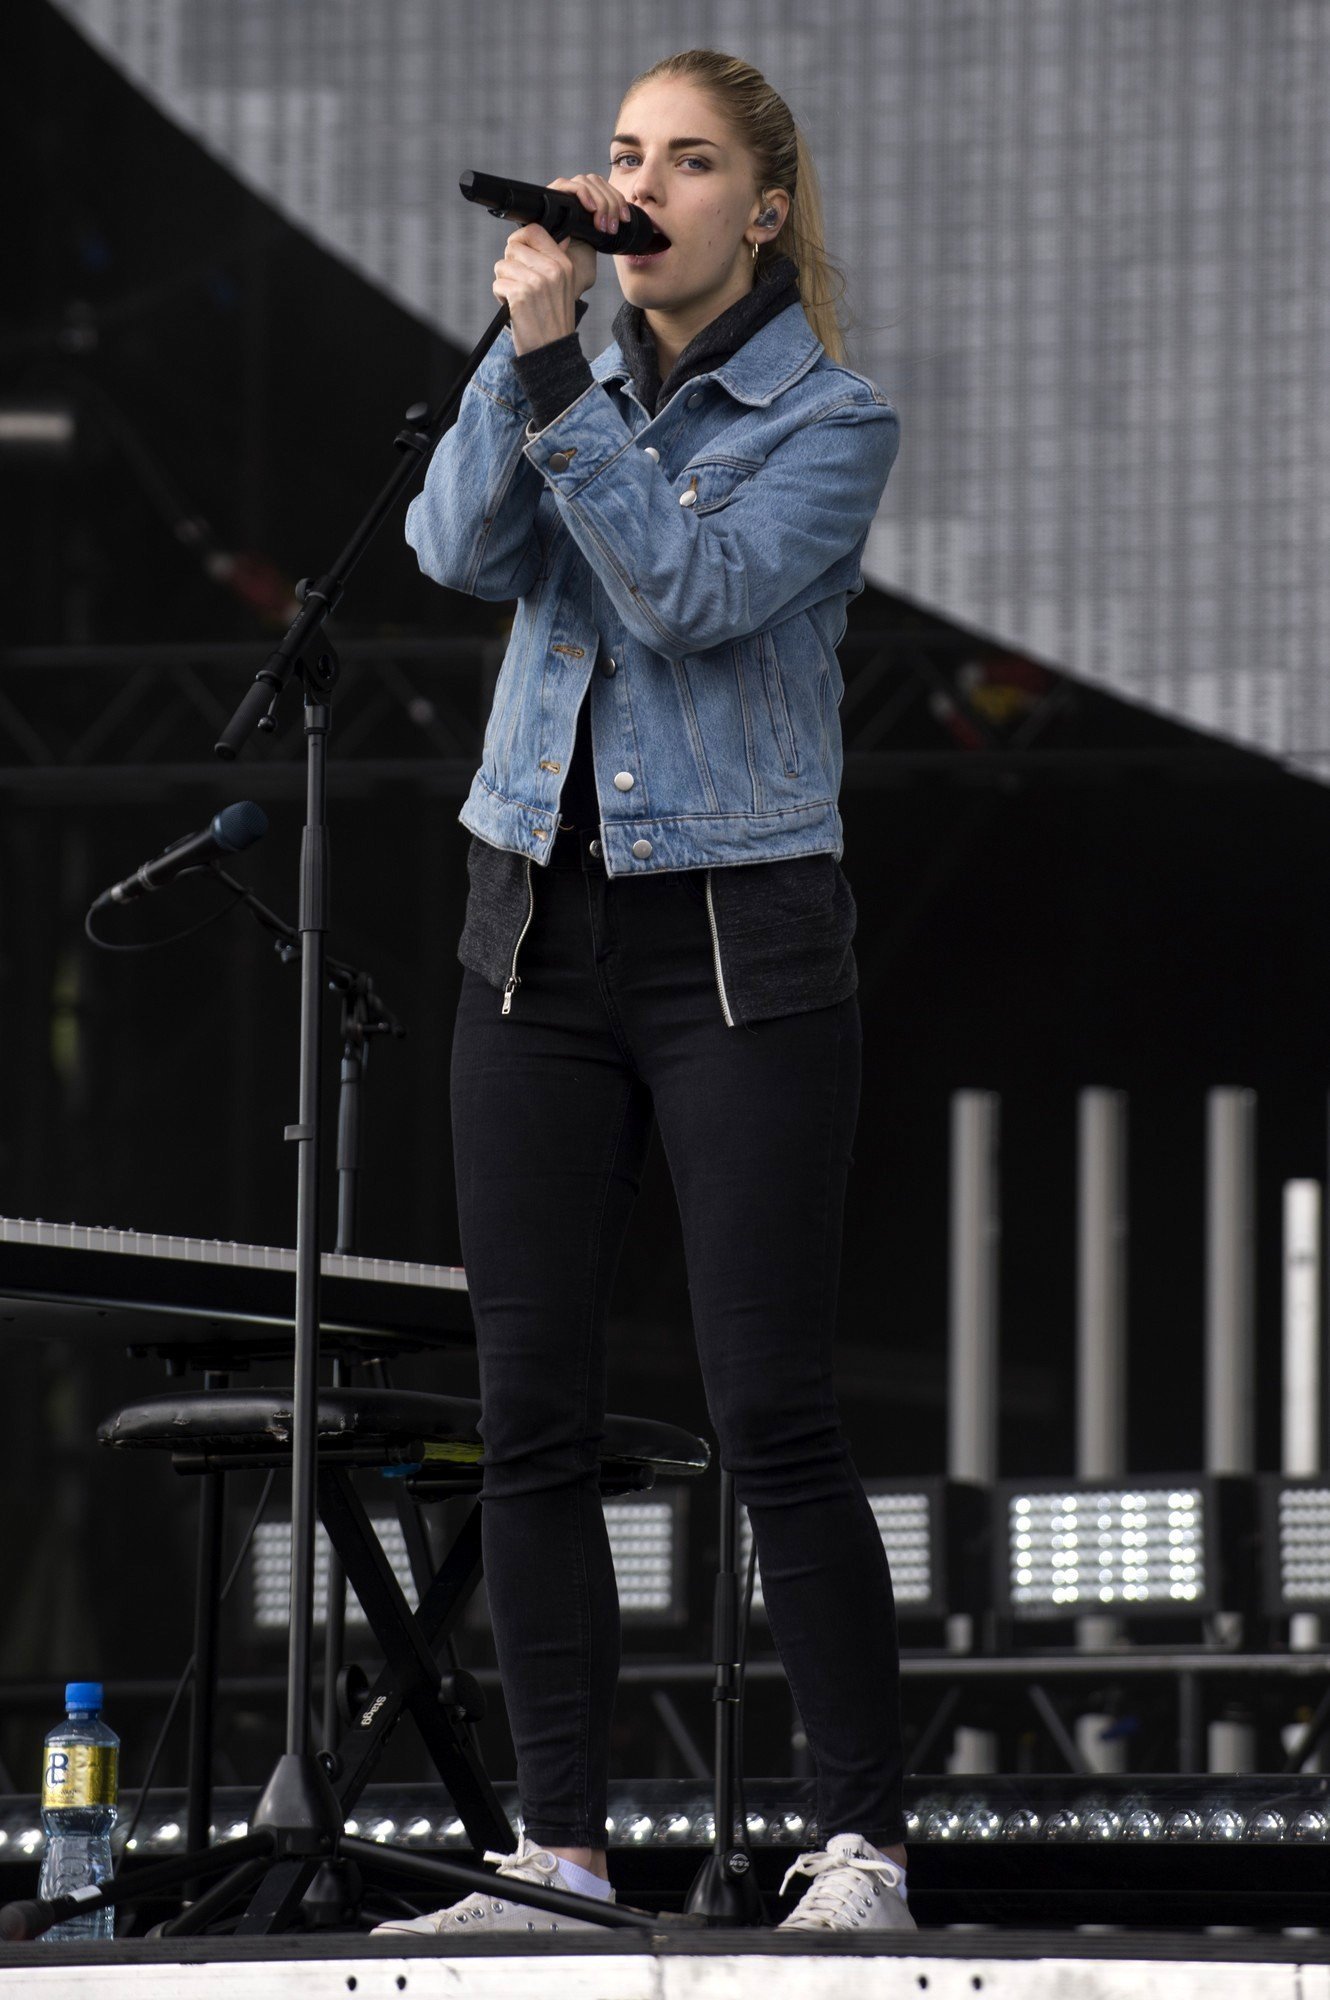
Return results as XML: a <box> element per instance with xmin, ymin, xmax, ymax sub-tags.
<box><xmin>212</xmin><ymin>885</ymin><xmax>406</xmax><ymax>1739</ymax></box>
<box><xmin>208</xmin><ymin>302</ymin><xmax>520</xmax><ymax>1928</ymax></box>
<box><xmin>684</xmin><ymin>1471</ymin><xmax>766</xmax><ymax>1923</ymax></box>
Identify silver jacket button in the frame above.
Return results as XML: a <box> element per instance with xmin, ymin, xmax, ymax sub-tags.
<box><xmin>642</xmin><ymin>445</ymin><xmax>661</xmax><ymax>462</ymax></box>
<box><xmin>632</xmin><ymin>839</ymin><xmax>653</xmax><ymax>859</ymax></box>
<box><xmin>589</xmin><ymin>839</ymin><xmax>602</xmax><ymax>857</ymax></box>
<box><xmin>613</xmin><ymin>771</ymin><xmax>634</xmax><ymax>791</ymax></box>
<box><xmin>599</xmin><ymin>655</ymin><xmax>617</xmax><ymax>677</ymax></box>
<box><xmin>548</xmin><ymin>451</ymin><xmax>571</xmax><ymax>472</ymax></box>
<box><xmin>687</xmin><ymin>392</ymin><xmax>703</xmax><ymax>407</ymax></box>
<box><xmin>679</xmin><ymin>488</ymin><xmax>697</xmax><ymax>507</ymax></box>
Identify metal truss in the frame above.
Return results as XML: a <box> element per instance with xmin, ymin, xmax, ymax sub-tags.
<box><xmin>0</xmin><ymin>634</ymin><xmax>1272</xmax><ymax>800</ymax></box>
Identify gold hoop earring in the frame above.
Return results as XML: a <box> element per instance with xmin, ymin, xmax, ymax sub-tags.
<box><xmin>751</xmin><ymin>240</ymin><xmax>759</xmax><ymax>264</ymax></box>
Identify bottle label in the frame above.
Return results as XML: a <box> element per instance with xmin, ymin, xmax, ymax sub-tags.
<box><xmin>42</xmin><ymin>1744</ymin><xmax>118</xmax><ymax>1809</ymax></box>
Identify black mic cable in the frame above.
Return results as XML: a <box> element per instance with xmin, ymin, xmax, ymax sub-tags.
<box><xmin>84</xmin><ymin>802</ymin><xmax>270</xmax><ymax>951</ymax></box>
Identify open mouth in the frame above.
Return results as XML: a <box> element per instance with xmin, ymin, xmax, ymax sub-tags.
<box><xmin>625</xmin><ymin>229</ymin><xmax>672</xmax><ymax>265</ymax></box>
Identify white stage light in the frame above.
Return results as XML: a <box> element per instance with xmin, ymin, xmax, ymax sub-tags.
<box><xmin>996</xmin><ymin>1475</ymin><xmax>1255</xmax><ymax>1620</ymax></box>
<box><xmin>250</xmin><ymin>1517</ymin><xmax>417</xmax><ymax>1630</ymax></box>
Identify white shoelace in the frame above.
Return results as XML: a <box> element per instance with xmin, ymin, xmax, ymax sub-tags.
<box><xmin>436</xmin><ymin>1837</ymin><xmax>560</xmax><ymax>1922</ymax></box>
<box><xmin>779</xmin><ymin>1842</ymin><xmax>904</xmax><ymax>1927</ymax></box>
<box><xmin>484</xmin><ymin>1837</ymin><xmax>561</xmax><ymax>1881</ymax></box>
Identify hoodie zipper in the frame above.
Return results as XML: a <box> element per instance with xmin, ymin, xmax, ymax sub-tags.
<box><xmin>704</xmin><ymin>869</ymin><xmax>735</xmax><ymax>1027</ymax></box>
<box><xmin>503</xmin><ymin>854</ymin><xmax>733</xmax><ymax>1026</ymax></box>
<box><xmin>501</xmin><ymin>856</ymin><xmax>535</xmax><ymax>1016</ymax></box>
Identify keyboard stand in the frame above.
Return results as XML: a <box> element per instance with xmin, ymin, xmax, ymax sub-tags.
<box><xmin>96</xmin><ymin>1381</ymin><xmax>709</xmax><ymax>1934</ymax></box>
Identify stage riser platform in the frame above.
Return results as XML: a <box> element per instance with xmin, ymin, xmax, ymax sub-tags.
<box><xmin>3</xmin><ymin>1952</ymin><xmax>1330</xmax><ymax>1998</ymax></box>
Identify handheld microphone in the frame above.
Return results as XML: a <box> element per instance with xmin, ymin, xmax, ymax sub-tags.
<box><xmin>93</xmin><ymin>801</ymin><xmax>269</xmax><ymax>910</ymax></box>
<box><xmin>459</xmin><ymin>170</ymin><xmax>663</xmax><ymax>256</ymax></box>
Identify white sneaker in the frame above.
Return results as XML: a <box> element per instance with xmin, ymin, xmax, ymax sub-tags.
<box><xmin>369</xmin><ymin>1833</ymin><xmax>616</xmax><ymax>1936</ymax></box>
<box><xmin>776</xmin><ymin>1831</ymin><xmax>917</xmax><ymax>1933</ymax></box>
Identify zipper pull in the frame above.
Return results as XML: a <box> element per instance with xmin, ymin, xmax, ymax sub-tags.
<box><xmin>501</xmin><ymin>976</ymin><xmax>518</xmax><ymax>1016</ymax></box>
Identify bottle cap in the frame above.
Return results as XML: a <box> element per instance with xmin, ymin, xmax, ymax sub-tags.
<box><xmin>65</xmin><ymin>1681</ymin><xmax>103</xmax><ymax>1711</ymax></box>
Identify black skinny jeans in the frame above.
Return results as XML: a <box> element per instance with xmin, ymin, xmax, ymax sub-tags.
<box><xmin>448</xmin><ymin>823</ymin><xmax>905</xmax><ymax>1850</ymax></box>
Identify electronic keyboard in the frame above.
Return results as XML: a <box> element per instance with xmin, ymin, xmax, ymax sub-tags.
<box><xmin>0</xmin><ymin>1216</ymin><xmax>472</xmax><ymax>1365</ymax></box>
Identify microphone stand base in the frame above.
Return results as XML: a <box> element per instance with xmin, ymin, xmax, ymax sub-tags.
<box><xmin>249</xmin><ymin>1753</ymin><xmax>343</xmax><ymax>1856</ymax></box>
<box><xmin>683</xmin><ymin>1848</ymin><xmax>766</xmax><ymax>1926</ymax></box>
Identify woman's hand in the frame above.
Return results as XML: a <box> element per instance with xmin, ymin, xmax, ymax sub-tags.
<box><xmin>494</xmin><ymin>173</ymin><xmax>633</xmax><ymax>356</ymax></box>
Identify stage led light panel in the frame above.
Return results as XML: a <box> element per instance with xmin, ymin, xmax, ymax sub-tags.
<box><xmin>995</xmin><ymin>1475</ymin><xmax>1255</xmax><ymax>1621</ymax></box>
<box><xmin>467</xmin><ymin>1487</ymin><xmax>688</xmax><ymax>1628</ymax></box>
<box><xmin>739</xmin><ymin>1478</ymin><xmax>988</xmax><ymax>1622</ymax></box>
<box><xmin>1258</xmin><ymin>1477</ymin><xmax>1330</xmax><ymax>1614</ymax></box>
<box><xmin>603</xmin><ymin>1493</ymin><xmax>687</xmax><ymax>1622</ymax></box>
<box><xmin>1007</xmin><ymin>1487</ymin><xmax>1203</xmax><ymax>1614</ymax></box>
<box><xmin>250</xmin><ymin>1517</ymin><xmax>418</xmax><ymax>1631</ymax></box>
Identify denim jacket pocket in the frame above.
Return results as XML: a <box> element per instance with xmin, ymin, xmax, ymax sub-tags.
<box><xmin>680</xmin><ymin>456</ymin><xmax>763</xmax><ymax>515</ymax></box>
<box><xmin>757</xmin><ymin>629</ymin><xmax>799</xmax><ymax>777</ymax></box>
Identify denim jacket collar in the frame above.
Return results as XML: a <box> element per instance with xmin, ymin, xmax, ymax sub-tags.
<box><xmin>608</xmin><ymin>254</ymin><xmax>803</xmax><ymax>414</ymax></box>
<box><xmin>594</xmin><ymin>262</ymin><xmax>822</xmax><ymax>413</ymax></box>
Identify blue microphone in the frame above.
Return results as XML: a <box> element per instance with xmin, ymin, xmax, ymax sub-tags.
<box><xmin>95</xmin><ymin>801</ymin><xmax>269</xmax><ymax>908</ymax></box>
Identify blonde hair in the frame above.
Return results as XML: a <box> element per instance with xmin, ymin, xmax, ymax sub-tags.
<box><xmin>621</xmin><ymin>48</ymin><xmax>850</xmax><ymax>364</ymax></box>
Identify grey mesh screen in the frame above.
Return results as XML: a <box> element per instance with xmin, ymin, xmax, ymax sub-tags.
<box><xmin>49</xmin><ymin>0</ymin><xmax>1330</xmax><ymax>779</ymax></box>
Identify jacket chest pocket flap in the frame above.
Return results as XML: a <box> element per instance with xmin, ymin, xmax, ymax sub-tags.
<box><xmin>679</xmin><ymin>456</ymin><xmax>763</xmax><ymax>515</ymax></box>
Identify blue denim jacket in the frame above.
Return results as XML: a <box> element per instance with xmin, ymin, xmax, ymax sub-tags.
<box><xmin>405</xmin><ymin>300</ymin><xmax>900</xmax><ymax>873</ymax></box>
<box><xmin>407</xmin><ymin>280</ymin><xmax>899</xmax><ymax>1025</ymax></box>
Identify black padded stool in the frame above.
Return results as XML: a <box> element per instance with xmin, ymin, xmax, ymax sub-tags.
<box><xmin>99</xmin><ymin>1385</ymin><xmax>710</xmax><ymax>1861</ymax></box>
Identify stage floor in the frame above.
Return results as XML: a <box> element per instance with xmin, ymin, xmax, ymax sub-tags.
<box><xmin>2</xmin><ymin>1926</ymin><xmax>1330</xmax><ymax>1998</ymax></box>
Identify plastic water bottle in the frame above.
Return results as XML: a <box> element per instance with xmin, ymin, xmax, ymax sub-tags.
<box><xmin>38</xmin><ymin>1683</ymin><xmax>119</xmax><ymax>1941</ymax></box>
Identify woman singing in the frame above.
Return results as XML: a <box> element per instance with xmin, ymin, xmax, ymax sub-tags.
<box><xmin>377</xmin><ymin>48</ymin><xmax>909</xmax><ymax>1937</ymax></box>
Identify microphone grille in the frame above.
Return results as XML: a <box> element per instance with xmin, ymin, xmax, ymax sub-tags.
<box><xmin>212</xmin><ymin>800</ymin><xmax>269</xmax><ymax>854</ymax></box>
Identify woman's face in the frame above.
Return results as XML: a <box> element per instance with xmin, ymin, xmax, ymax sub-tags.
<box><xmin>607</xmin><ymin>79</ymin><xmax>783</xmax><ymax>317</ymax></box>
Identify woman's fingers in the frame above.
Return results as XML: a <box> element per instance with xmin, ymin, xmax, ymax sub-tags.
<box><xmin>502</xmin><ymin>175</ymin><xmax>632</xmax><ymax>258</ymax></box>
<box><xmin>498</xmin><ymin>236</ymin><xmax>559</xmax><ymax>267</ymax></box>
<box><xmin>493</xmin><ymin>245</ymin><xmax>553</xmax><ymax>291</ymax></box>
<box><xmin>496</xmin><ymin>238</ymin><xmax>572</xmax><ymax>283</ymax></box>
<box><xmin>492</xmin><ymin>171</ymin><xmax>630</xmax><ymax>310</ymax></box>
<box><xmin>546</xmin><ymin>172</ymin><xmax>633</xmax><ymax>234</ymax></box>
<box><xmin>492</xmin><ymin>231</ymin><xmax>590</xmax><ymax>311</ymax></box>
<box><xmin>504</xmin><ymin>222</ymin><xmax>559</xmax><ymax>254</ymax></box>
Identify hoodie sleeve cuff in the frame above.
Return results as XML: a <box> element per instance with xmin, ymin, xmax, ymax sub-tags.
<box><xmin>511</xmin><ymin>299</ymin><xmax>595</xmax><ymax>433</ymax></box>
